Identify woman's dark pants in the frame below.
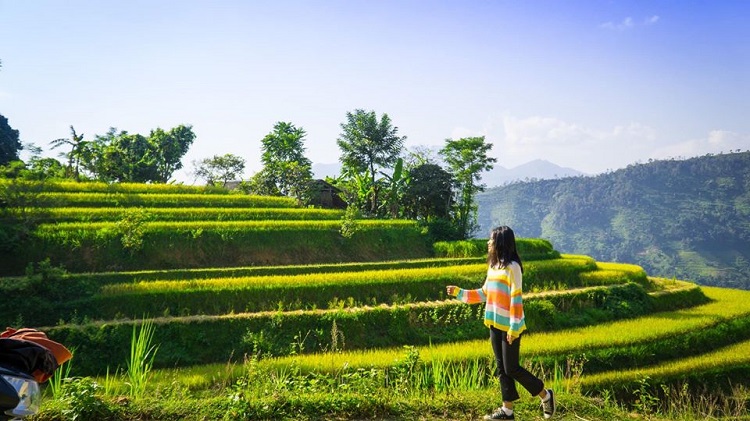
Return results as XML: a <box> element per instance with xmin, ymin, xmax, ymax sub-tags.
<box><xmin>489</xmin><ymin>326</ymin><xmax>544</xmax><ymax>402</ymax></box>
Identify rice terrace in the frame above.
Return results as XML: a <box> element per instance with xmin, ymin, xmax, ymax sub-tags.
<box><xmin>0</xmin><ymin>179</ymin><xmax>748</xmax><ymax>420</ymax></box>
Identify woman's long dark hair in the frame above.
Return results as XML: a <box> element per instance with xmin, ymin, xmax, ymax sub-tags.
<box><xmin>488</xmin><ymin>226</ymin><xmax>523</xmax><ymax>273</ymax></box>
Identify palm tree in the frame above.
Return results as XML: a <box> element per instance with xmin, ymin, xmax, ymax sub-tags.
<box><xmin>50</xmin><ymin>126</ymin><xmax>87</xmax><ymax>181</ymax></box>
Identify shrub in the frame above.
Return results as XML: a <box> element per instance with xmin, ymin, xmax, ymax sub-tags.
<box><xmin>4</xmin><ymin>220</ymin><xmax>431</xmax><ymax>275</ymax></box>
<box><xmin>433</xmin><ymin>238</ymin><xmax>560</xmax><ymax>260</ymax></box>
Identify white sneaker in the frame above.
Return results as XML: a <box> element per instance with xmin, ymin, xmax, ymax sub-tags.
<box><xmin>541</xmin><ymin>389</ymin><xmax>555</xmax><ymax>419</ymax></box>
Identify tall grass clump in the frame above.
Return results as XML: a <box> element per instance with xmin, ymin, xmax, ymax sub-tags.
<box><xmin>433</xmin><ymin>240</ymin><xmax>480</xmax><ymax>258</ymax></box>
<box><xmin>126</xmin><ymin>319</ymin><xmax>159</xmax><ymax>399</ymax></box>
<box><xmin>47</xmin><ymin>350</ymin><xmax>74</xmax><ymax>400</ymax></box>
<box><xmin>434</xmin><ymin>238</ymin><xmax>560</xmax><ymax>260</ymax></box>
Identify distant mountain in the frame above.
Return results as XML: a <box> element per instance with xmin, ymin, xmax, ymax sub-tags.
<box><xmin>314</xmin><ymin>159</ymin><xmax>583</xmax><ymax>184</ymax></box>
<box><xmin>481</xmin><ymin>159</ymin><xmax>584</xmax><ymax>187</ymax></box>
<box><xmin>476</xmin><ymin>152</ymin><xmax>750</xmax><ymax>290</ymax></box>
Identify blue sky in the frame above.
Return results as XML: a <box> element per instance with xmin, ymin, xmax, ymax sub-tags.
<box><xmin>1</xmin><ymin>0</ymin><xmax>748</xmax><ymax>183</ymax></box>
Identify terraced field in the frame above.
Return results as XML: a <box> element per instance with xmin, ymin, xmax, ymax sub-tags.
<box><xmin>2</xmin><ymin>180</ymin><xmax>748</xmax><ymax>419</ymax></box>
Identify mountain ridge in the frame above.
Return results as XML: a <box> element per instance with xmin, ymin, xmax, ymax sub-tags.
<box><xmin>481</xmin><ymin>159</ymin><xmax>585</xmax><ymax>186</ymax></box>
<box><xmin>476</xmin><ymin>151</ymin><xmax>750</xmax><ymax>290</ymax></box>
<box><xmin>313</xmin><ymin>159</ymin><xmax>585</xmax><ymax>185</ymax></box>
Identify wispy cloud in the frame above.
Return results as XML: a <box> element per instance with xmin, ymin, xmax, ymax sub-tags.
<box><xmin>644</xmin><ymin>15</ymin><xmax>660</xmax><ymax>25</ymax></box>
<box><xmin>450</xmin><ymin>126</ymin><xmax>485</xmax><ymax>140</ymax></box>
<box><xmin>442</xmin><ymin>118</ymin><xmax>745</xmax><ymax>175</ymax></box>
<box><xmin>600</xmin><ymin>17</ymin><xmax>634</xmax><ymax>31</ymax></box>
<box><xmin>501</xmin><ymin>116</ymin><xmax>656</xmax><ymax>149</ymax></box>
<box><xmin>650</xmin><ymin>130</ymin><xmax>750</xmax><ymax>160</ymax></box>
<box><xmin>474</xmin><ymin>115</ymin><xmax>660</xmax><ymax>173</ymax></box>
<box><xmin>600</xmin><ymin>15</ymin><xmax>660</xmax><ymax>31</ymax></box>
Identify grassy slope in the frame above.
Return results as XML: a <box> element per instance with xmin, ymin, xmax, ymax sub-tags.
<box><xmin>10</xmin><ymin>181</ymin><xmax>747</xmax><ymax>419</ymax></box>
<box><xmin>140</xmin><ymin>286</ymin><xmax>749</xmax><ymax>385</ymax></box>
<box><xmin>42</xmin><ymin>286</ymin><xmax>748</xmax><ymax>420</ymax></box>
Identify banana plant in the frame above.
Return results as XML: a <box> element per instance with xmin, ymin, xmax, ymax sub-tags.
<box><xmin>379</xmin><ymin>158</ymin><xmax>407</xmax><ymax>218</ymax></box>
<box><xmin>330</xmin><ymin>167</ymin><xmax>375</xmax><ymax>214</ymax></box>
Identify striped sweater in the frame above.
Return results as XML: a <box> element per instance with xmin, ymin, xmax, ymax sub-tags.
<box><xmin>453</xmin><ymin>261</ymin><xmax>527</xmax><ymax>338</ymax></box>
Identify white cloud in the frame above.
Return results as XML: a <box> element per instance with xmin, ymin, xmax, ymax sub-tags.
<box><xmin>502</xmin><ymin>116</ymin><xmax>656</xmax><ymax>149</ymax></box>
<box><xmin>600</xmin><ymin>15</ymin><xmax>659</xmax><ymax>31</ymax></box>
<box><xmin>644</xmin><ymin>15</ymin><xmax>660</xmax><ymax>25</ymax></box>
<box><xmin>496</xmin><ymin>118</ymin><xmax>748</xmax><ymax>174</ymax></box>
<box><xmin>503</xmin><ymin>116</ymin><xmax>594</xmax><ymax>147</ymax></box>
<box><xmin>450</xmin><ymin>126</ymin><xmax>485</xmax><ymax>140</ymax></box>
<box><xmin>650</xmin><ymin>130</ymin><xmax>750</xmax><ymax>160</ymax></box>
<box><xmin>600</xmin><ymin>17</ymin><xmax>635</xmax><ymax>30</ymax></box>
<box><xmin>613</xmin><ymin>122</ymin><xmax>657</xmax><ymax>141</ymax></box>
<box><xmin>489</xmin><ymin>115</ymin><xmax>659</xmax><ymax>174</ymax></box>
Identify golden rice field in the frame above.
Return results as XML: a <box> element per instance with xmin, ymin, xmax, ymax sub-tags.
<box><xmin>4</xmin><ymin>181</ymin><xmax>749</xmax><ymax>419</ymax></box>
<box><xmin>250</xmin><ymin>286</ymin><xmax>750</xmax><ymax>370</ymax></box>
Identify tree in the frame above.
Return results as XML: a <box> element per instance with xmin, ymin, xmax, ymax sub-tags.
<box><xmin>337</xmin><ymin>109</ymin><xmax>406</xmax><ymax>214</ymax></box>
<box><xmin>242</xmin><ymin>170</ymin><xmax>280</xmax><ymax>196</ymax></box>
<box><xmin>25</xmin><ymin>157</ymin><xmax>66</xmax><ymax>180</ymax></box>
<box><xmin>0</xmin><ymin>114</ymin><xmax>22</xmax><ymax>166</ymax></box>
<box><xmin>378</xmin><ymin>157</ymin><xmax>406</xmax><ymax>218</ymax></box>
<box><xmin>260</xmin><ymin>122</ymin><xmax>313</xmax><ymax>201</ymax></box>
<box><xmin>328</xmin><ymin>167</ymin><xmax>374</xmax><ymax>212</ymax></box>
<box><xmin>149</xmin><ymin>125</ymin><xmax>196</xmax><ymax>183</ymax></box>
<box><xmin>277</xmin><ymin>161</ymin><xmax>313</xmax><ymax>202</ymax></box>
<box><xmin>402</xmin><ymin>162</ymin><xmax>460</xmax><ymax>241</ymax></box>
<box><xmin>50</xmin><ymin>126</ymin><xmax>88</xmax><ymax>180</ymax></box>
<box><xmin>403</xmin><ymin>163</ymin><xmax>454</xmax><ymax>220</ymax></box>
<box><xmin>193</xmin><ymin>154</ymin><xmax>245</xmax><ymax>187</ymax></box>
<box><xmin>12</xmin><ymin>143</ymin><xmax>65</xmax><ymax>180</ymax></box>
<box><xmin>85</xmin><ymin>128</ymin><xmax>157</xmax><ymax>182</ymax></box>
<box><xmin>403</xmin><ymin>145</ymin><xmax>441</xmax><ymax>170</ymax></box>
<box><xmin>440</xmin><ymin>136</ymin><xmax>496</xmax><ymax>239</ymax></box>
<box><xmin>79</xmin><ymin>125</ymin><xmax>195</xmax><ymax>183</ymax></box>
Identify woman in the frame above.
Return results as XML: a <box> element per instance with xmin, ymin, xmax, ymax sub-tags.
<box><xmin>446</xmin><ymin>226</ymin><xmax>555</xmax><ymax>420</ymax></box>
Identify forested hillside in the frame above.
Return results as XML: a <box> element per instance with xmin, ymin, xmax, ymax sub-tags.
<box><xmin>477</xmin><ymin>151</ymin><xmax>750</xmax><ymax>290</ymax></box>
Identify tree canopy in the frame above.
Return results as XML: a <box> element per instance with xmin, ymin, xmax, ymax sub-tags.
<box><xmin>0</xmin><ymin>114</ymin><xmax>22</xmax><ymax>166</ymax></box>
<box><xmin>403</xmin><ymin>163</ymin><xmax>453</xmax><ymax>220</ymax></box>
<box><xmin>50</xmin><ymin>126</ymin><xmax>87</xmax><ymax>181</ymax></box>
<box><xmin>150</xmin><ymin>125</ymin><xmax>196</xmax><ymax>183</ymax></box>
<box><xmin>78</xmin><ymin>125</ymin><xmax>195</xmax><ymax>183</ymax></box>
<box><xmin>193</xmin><ymin>153</ymin><xmax>246</xmax><ymax>187</ymax></box>
<box><xmin>259</xmin><ymin>122</ymin><xmax>313</xmax><ymax>201</ymax></box>
<box><xmin>440</xmin><ymin>136</ymin><xmax>496</xmax><ymax>239</ymax></box>
<box><xmin>336</xmin><ymin>109</ymin><xmax>406</xmax><ymax>214</ymax></box>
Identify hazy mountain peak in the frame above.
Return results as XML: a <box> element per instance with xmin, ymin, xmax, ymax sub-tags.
<box><xmin>314</xmin><ymin>159</ymin><xmax>584</xmax><ymax>185</ymax></box>
<box><xmin>481</xmin><ymin>159</ymin><xmax>584</xmax><ymax>187</ymax></box>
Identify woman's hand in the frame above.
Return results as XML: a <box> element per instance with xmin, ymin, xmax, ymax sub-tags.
<box><xmin>446</xmin><ymin>285</ymin><xmax>459</xmax><ymax>297</ymax></box>
<box><xmin>507</xmin><ymin>334</ymin><xmax>515</xmax><ymax>345</ymax></box>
